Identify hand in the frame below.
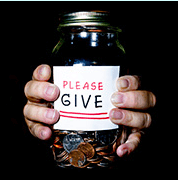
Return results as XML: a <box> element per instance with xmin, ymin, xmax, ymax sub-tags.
<box><xmin>24</xmin><ymin>64</ymin><xmax>60</xmax><ymax>140</ymax></box>
<box><xmin>23</xmin><ymin>64</ymin><xmax>156</xmax><ymax>157</ymax></box>
<box><xmin>109</xmin><ymin>75</ymin><xmax>156</xmax><ymax>157</ymax></box>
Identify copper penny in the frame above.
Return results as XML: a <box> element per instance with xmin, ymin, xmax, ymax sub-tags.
<box><xmin>68</xmin><ymin>149</ymin><xmax>86</xmax><ymax>167</ymax></box>
<box><xmin>78</xmin><ymin>142</ymin><xmax>95</xmax><ymax>159</ymax></box>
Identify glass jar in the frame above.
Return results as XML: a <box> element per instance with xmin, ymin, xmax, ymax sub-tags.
<box><xmin>50</xmin><ymin>11</ymin><xmax>127</xmax><ymax>169</ymax></box>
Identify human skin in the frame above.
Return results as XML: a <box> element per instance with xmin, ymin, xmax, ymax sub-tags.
<box><xmin>23</xmin><ymin>64</ymin><xmax>156</xmax><ymax>157</ymax></box>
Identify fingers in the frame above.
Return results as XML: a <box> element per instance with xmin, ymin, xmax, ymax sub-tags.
<box><xmin>25</xmin><ymin>119</ymin><xmax>52</xmax><ymax>140</ymax></box>
<box><xmin>25</xmin><ymin>64</ymin><xmax>60</xmax><ymax>102</ymax></box>
<box><xmin>32</xmin><ymin>64</ymin><xmax>51</xmax><ymax>81</ymax></box>
<box><xmin>24</xmin><ymin>64</ymin><xmax>59</xmax><ymax>140</ymax></box>
<box><xmin>113</xmin><ymin>75</ymin><xmax>156</xmax><ymax>110</ymax></box>
<box><xmin>25</xmin><ymin>81</ymin><xmax>60</xmax><ymax>102</ymax></box>
<box><xmin>116</xmin><ymin>75</ymin><xmax>140</xmax><ymax>92</ymax></box>
<box><xmin>24</xmin><ymin>104</ymin><xmax>60</xmax><ymax>125</ymax></box>
<box><xmin>111</xmin><ymin>75</ymin><xmax>155</xmax><ymax>157</ymax></box>
<box><xmin>111</xmin><ymin>90</ymin><xmax>156</xmax><ymax>110</ymax></box>
<box><xmin>116</xmin><ymin>131</ymin><xmax>141</xmax><ymax>157</ymax></box>
<box><xmin>24</xmin><ymin>104</ymin><xmax>60</xmax><ymax>140</ymax></box>
<box><xmin>109</xmin><ymin>108</ymin><xmax>151</xmax><ymax>129</ymax></box>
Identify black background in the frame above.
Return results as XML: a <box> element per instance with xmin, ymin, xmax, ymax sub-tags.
<box><xmin>5</xmin><ymin>1</ymin><xmax>176</xmax><ymax>175</ymax></box>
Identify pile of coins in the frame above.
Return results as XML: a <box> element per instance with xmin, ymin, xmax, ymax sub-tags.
<box><xmin>51</xmin><ymin>129</ymin><xmax>124</xmax><ymax>169</ymax></box>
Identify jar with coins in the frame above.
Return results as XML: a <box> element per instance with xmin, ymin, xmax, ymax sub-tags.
<box><xmin>50</xmin><ymin>11</ymin><xmax>127</xmax><ymax>169</ymax></box>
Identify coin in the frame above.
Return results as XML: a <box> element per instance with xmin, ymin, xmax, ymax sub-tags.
<box><xmin>68</xmin><ymin>149</ymin><xmax>86</xmax><ymax>167</ymax></box>
<box><xmin>97</xmin><ymin>161</ymin><xmax>109</xmax><ymax>168</ymax></box>
<box><xmin>63</xmin><ymin>133</ymin><xmax>84</xmax><ymax>153</ymax></box>
<box><xmin>78</xmin><ymin>142</ymin><xmax>95</xmax><ymax>159</ymax></box>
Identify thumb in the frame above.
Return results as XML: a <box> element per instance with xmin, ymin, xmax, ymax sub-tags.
<box><xmin>32</xmin><ymin>64</ymin><xmax>51</xmax><ymax>81</ymax></box>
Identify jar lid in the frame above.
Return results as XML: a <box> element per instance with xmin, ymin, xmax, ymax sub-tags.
<box><xmin>59</xmin><ymin>10</ymin><xmax>111</xmax><ymax>27</ymax></box>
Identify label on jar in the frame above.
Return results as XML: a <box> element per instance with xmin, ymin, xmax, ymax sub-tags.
<box><xmin>53</xmin><ymin>66</ymin><xmax>120</xmax><ymax>131</ymax></box>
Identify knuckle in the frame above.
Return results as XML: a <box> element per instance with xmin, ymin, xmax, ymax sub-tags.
<box><xmin>129</xmin><ymin>91</ymin><xmax>139</xmax><ymax>108</ymax></box>
<box><xmin>133</xmin><ymin>75</ymin><xmax>141</xmax><ymax>85</ymax></box>
<box><xmin>24</xmin><ymin>115</ymin><xmax>38</xmax><ymax>137</ymax></box>
<box><xmin>24</xmin><ymin>80</ymin><xmax>42</xmax><ymax>102</ymax></box>
<box><xmin>123</xmin><ymin>110</ymin><xmax>152</xmax><ymax>129</ymax></box>
<box><xmin>29</xmin><ymin>123</ymin><xmax>40</xmax><ymax>137</ymax></box>
<box><xmin>24</xmin><ymin>80</ymin><xmax>32</xmax><ymax>97</ymax></box>
<box><xmin>130</xmin><ymin>75</ymin><xmax>140</xmax><ymax>90</ymax></box>
<box><xmin>127</xmin><ymin>91</ymin><xmax>156</xmax><ymax>110</ymax></box>
<box><xmin>23</xmin><ymin>104</ymin><xmax>39</xmax><ymax>121</ymax></box>
<box><xmin>124</xmin><ymin>110</ymin><xmax>133</xmax><ymax>125</ymax></box>
<box><xmin>134</xmin><ymin>132</ymin><xmax>141</xmax><ymax>144</ymax></box>
<box><xmin>144</xmin><ymin>113</ymin><xmax>152</xmax><ymax>128</ymax></box>
<box><xmin>146</xmin><ymin>91</ymin><xmax>156</xmax><ymax>109</ymax></box>
<box><xmin>149</xmin><ymin>92</ymin><xmax>156</xmax><ymax>107</ymax></box>
<box><xmin>31</xmin><ymin>81</ymin><xmax>42</xmax><ymax>96</ymax></box>
<box><xmin>23</xmin><ymin>104</ymin><xmax>29</xmax><ymax>117</ymax></box>
<box><xmin>121</xmin><ymin>110</ymin><xmax>136</xmax><ymax>127</ymax></box>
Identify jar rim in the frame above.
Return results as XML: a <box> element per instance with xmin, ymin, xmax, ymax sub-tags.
<box><xmin>59</xmin><ymin>10</ymin><xmax>111</xmax><ymax>27</ymax></box>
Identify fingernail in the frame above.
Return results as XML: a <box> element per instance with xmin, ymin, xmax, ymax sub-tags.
<box><xmin>110</xmin><ymin>109</ymin><xmax>123</xmax><ymax>120</ymax></box>
<box><xmin>38</xmin><ymin>65</ymin><xmax>47</xmax><ymax>76</ymax></box>
<box><xmin>117</xmin><ymin>79</ymin><xmax>129</xmax><ymax>89</ymax></box>
<box><xmin>45</xmin><ymin>109</ymin><xmax>56</xmax><ymax>120</ymax></box>
<box><xmin>111</xmin><ymin>92</ymin><xmax>125</xmax><ymax>105</ymax></box>
<box><xmin>45</xmin><ymin>85</ymin><xmax>55</xmax><ymax>96</ymax></box>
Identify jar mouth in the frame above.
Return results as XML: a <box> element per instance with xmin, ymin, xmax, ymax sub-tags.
<box><xmin>53</xmin><ymin>11</ymin><xmax>125</xmax><ymax>54</ymax></box>
<box><xmin>59</xmin><ymin>11</ymin><xmax>111</xmax><ymax>27</ymax></box>
<box><xmin>58</xmin><ymin>11</ymin><xmax>122</xmax><ymax>34</ymax></box>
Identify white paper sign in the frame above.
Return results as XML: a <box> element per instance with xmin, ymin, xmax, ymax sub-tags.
<box><xmin>53</xmin><ymin>66</ymin><xmax>120</xmax><ymax>131</ymax></box>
